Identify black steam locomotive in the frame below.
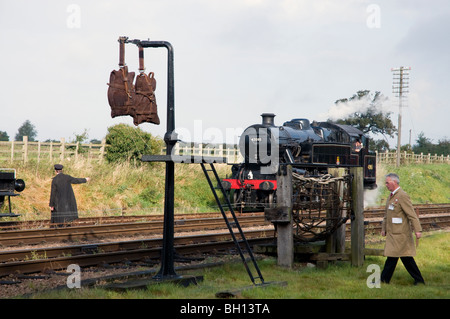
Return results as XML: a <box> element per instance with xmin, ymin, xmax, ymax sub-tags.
<box><xmin>222</xmin><ymin>113</ymin><xmax>376</xmax><ymax>210</ymax></box>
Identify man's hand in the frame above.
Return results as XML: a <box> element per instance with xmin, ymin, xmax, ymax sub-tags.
<box><xmin>415</xmin><ymin>232</ymin><xmax>421</xmax><ymax>247</ymax></box>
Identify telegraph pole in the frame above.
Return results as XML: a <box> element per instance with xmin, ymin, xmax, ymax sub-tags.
<box><xmin>391</xmin><ymin>66</ymin><xmax>410</xmax><ymax>167</ymax></box>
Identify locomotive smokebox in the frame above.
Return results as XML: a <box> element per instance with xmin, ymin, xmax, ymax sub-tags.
<box><xmin>261</xmin><ymin>113</ymin><xmax>276</xmax><ymax>127</ymax></box>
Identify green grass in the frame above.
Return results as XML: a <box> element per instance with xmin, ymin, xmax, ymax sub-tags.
<box><xmin>377</xmin><ymin>163</ymin><xmax>450</xmax><ymax>204</ymax></box>
<box><xmin>28</xmin><ymin>231</ymin><xmax>449</xmax><ymax>299</ymax></box>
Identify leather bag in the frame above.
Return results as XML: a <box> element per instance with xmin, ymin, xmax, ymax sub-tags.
<box><xmin>133</xmin><ymin>46</ymin><xmax>160</xmax><ymax>125</ymax></box>
<box><xmin>107</xmin><ymin>37</ymin><xmax>136</xmax><ymax>119</ymax></box>
<box><xmin>107</xmin><ymin>37</ymin><xmax>160</xmax><ymax>125</ymax></box>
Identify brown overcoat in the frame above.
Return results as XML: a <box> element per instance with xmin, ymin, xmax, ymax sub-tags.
<box><xmin>382</xmin><ymin>188</ymin><xmax>422</xmax><ymax>257</ymax></box>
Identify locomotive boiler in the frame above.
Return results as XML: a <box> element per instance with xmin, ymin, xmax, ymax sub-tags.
<box><xmin>222</xmin><ymin>113</ymin><xmax>376</xmax><ymax>210</ymax></box>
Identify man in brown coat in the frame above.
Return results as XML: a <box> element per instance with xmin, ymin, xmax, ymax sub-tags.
<box><xmin>381</xmin><ymin>173</ymin><xmax>425</xmax><ymax>285</ymax></box>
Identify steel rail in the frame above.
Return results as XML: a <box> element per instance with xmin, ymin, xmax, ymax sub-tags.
<box><xmin>0</xmin><ymin>229</ymin><xmax>275</xmax><ymax>277</ymax></box>
<box><xmin>0</xmin><ymin>212</ymin><xmax>264</xmax><ymax>230</ymax></box>
<box><xmin>0</xmin><ymin>207</ymin><xmax>448</xmax><ymax>247</ymax></box>
<box><xmin>1</xmin><ymin>204</ymin><xmax>448</xmax><ymax>230</ymax></box>
<box><xmin>0</xmin><ymin>215</ymin><xmax>270</xmax><ymax>246</ymax></box>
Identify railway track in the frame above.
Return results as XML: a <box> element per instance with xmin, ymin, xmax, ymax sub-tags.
<box><xmin>0</xmin><ymin>204</ymin><xmax>448</xmax><ymax>247</ymax></box>
<box><xmin>0</xmin><ymin>203</ymin><xmax>448</xmax><ymax>279</ymax></box>
<box><xmin>0</xmin><ymin>229</ymin><xmax>274</xmax><ymax>277</ymax></box>
<box><xmin>1</xmin><ymin>204</ymin><xmax>448</xmax><ymax>231</ymax></box>
<box><xmin>0</xmin><ymin>215</ymin><xmax>270</xmax><ymax>246</ymax></box>
<box><xmin>0</xmin><ymin>212</ymin><xmax>258</xmax><ymax>230</ymax></box>
<box><xmin>363</xmin><ymin>203</ymin><xmax>450</xmax><ymax>219</ymax></box>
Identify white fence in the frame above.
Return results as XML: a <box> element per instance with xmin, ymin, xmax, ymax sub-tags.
<box><xmin>0</xmin><ymin>137</ymin><xmax>106</xmax><ymax>163</ymax></box>
<box><xmin>1</xmin><ymin>136</ymin><xmax>448</xmax><ymax>165</ymax></box>
<box><xmin>163</xmin><ymin>142</ymin><xmax>243</xmax><ymax>164</ymax></box>
<box><xmin>376</xmin><ymin>150</ymin><xmax>450</xmax><ymax>165</ymax></box>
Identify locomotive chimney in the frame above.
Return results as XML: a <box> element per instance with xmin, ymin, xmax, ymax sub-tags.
<box><xmin>261</xmin><ymin>113</ymin><xmax>276</xmax><ymax>126</ymax></box>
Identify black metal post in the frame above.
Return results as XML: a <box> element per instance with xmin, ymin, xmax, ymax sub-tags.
<box><xmin>131</xmin><ymin>40</ymin><xmax>179</xmax><ymax>279</ymax></box>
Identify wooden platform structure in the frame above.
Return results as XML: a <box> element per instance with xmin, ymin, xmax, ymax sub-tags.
<box><xmin>263</xmin><ymin>166</ymin><xmax>368</xmax><ymax>268</ymax></box>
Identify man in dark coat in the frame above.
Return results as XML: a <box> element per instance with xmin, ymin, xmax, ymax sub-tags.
<box><xmin>49</xmin><ymin>164</ymin><xmax>90</xmax><ymax>225</ymax></box>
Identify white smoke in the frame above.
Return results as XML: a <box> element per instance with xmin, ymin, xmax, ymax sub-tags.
<box><xmin>324</xmin><ymin>98</ymin><xmax>370</xmax><ymax>121</ymax></box>
<box><xmin>364</xmin><ymin>164</ymin><xmax>388</xmax><ymax>208</ymax></box>
<box><xmin>319</xmin><ymin>91</ymin><xmax>390</xmax><ymax>122</ymax></box>
<box><xmin>364</xmin><ymin>188</ymin><xmax>381</xmax><ymax>208</ymax></box>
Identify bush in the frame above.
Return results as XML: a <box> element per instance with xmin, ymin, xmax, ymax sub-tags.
<box><xmin>105</xmin><ymin>124</ymin><xmax>163</xmax><ymax>164</ymax></box>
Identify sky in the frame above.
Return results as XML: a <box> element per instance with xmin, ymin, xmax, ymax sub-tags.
<box><xmin>1</xmin><ymin>0</ymin><xmax>449</xmax><ymax>148</ymax></box>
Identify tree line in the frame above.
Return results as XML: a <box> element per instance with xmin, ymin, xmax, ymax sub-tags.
<box><xmin>0</xmin><ymin>120</ymin><xmax>103</xmax><ymax>144</ymax></box>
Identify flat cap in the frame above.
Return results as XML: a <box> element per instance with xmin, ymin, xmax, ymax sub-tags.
<box><xmin>54</xmin><ymin>164</ymin><xmax>64</xmax><ymax>170</ymax></box>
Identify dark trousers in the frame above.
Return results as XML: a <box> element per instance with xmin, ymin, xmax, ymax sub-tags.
<box><xmin>381</xmin><ymin>256</ymin><xmax>425</xmax><ymax>284</ymax></box>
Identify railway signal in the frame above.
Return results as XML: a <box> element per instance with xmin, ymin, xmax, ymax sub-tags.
<box><xmin>0</xmin><ymin>168</ymin><xmax>25</xmax><ymax>218</ymax></box>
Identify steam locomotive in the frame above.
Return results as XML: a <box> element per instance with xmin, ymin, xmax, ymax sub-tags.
<box><xmin>222</xmin><ymin>113</ymin><xmax>376</xmax><ymax>210</ymax></box>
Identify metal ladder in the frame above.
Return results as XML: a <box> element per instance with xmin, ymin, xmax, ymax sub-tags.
<box><xmin>200</xmin><ymin>162</ymin><xmax>264</xmax><ymax>285</ymax></box>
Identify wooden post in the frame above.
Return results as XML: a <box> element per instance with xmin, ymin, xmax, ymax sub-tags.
<box><xmin>350</xmin><ymin>167</ymin><xmax>364</xmax><ymax>266</ymax></box>
<box><xmin>100</xmin><ymin>138</ymin><xmax>106</xmax><ymax>162</ymax></box>
<box><xmin>37</xmin><ymin>141</ymin><xmax>41</xmax><ymax>165</ymax></box>
<box><xmin>22</xmin><ymin>136</ymin><xmax>28</xmax><ymax>163</ymax></box>
<box><xmin>10</xmin><ymin>140</ymin><xmax>14</xmax><ymax>162</ymax></box>
<box><xmin>88</xmin><ymin>143</ymin><xmax>92</xmax><ymax>162</ymax></box>
<box><xmin>49</xmin><ymin>141</ymin><xmax>53</xmax><ymax>162</ymax></box>
<box><xmin>60</xmin><ymin>138</ymin><xmax>65</xmax><ymax>162</ymax></box>
<box><xmin>75</xmin><ymin>142</ymin><xmax>79</xmax><ymax>162</ymax></box>
<box><xmin>274</xmin><ymin>165</ymin><xmax>293</xmax><ymax>268</ymax></box>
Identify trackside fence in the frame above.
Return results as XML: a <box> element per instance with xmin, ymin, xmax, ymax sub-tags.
<box><xmin>0</xmin><ymin>136</ymin><xmax>106</xmax><ymax>163</ymax></box>
<box><xmin>376</xmin><ymin>150</ymin><xmax>450</xmax><ymax>165</ymax></box>
<box><xmin>0</xmin><ymin>136</ymin><xmax>448</xmax><ymax>165</ymax></box>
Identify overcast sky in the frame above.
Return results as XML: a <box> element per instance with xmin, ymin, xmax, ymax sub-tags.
<box><xmin>1</xmin><ymin>0</ymin><xmax>449</xmax><ymax>147</ymax></box>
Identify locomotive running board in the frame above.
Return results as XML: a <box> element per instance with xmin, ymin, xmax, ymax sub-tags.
<box><xmin>200</xmin><ymin>162</ymin><xmax>265</xmax><ymax>286</ymax></box>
